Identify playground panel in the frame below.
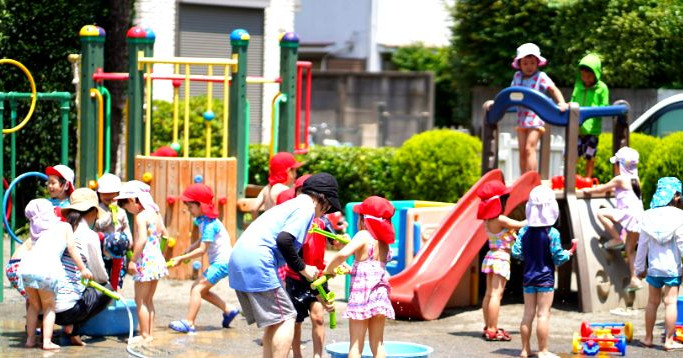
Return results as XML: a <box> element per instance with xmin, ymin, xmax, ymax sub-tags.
<box><xmin>135</xmin><ymin>156</ymin><xmax>236</xmax><ymax>279</ymax></box>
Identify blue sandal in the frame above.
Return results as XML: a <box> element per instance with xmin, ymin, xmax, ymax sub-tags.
<box><xmin>222</xmin><ymin>309</ymin><xmax>240</xmax><ymax>328</ymax></box>
<box><xmin>169</xmin><ymin>319</ymin><xmax>196</xmax><ymax>333</ymax></box>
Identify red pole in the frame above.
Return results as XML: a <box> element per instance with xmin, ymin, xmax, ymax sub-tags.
<box><xmin>295</xmin><ymin>64</ymin><xmax>303</xmax><ymax>151</ymax></box>
<box><xmin>304</xmin><ymin>63</ymin><xmax>312</xmax><ymax>150</ymax></box>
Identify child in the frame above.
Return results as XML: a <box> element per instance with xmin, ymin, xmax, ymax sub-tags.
<box><xmin>250</xmin><ymin>152</ymin><xmax>303</xmax><ymax>214</ymax></box>
<box><xmin>19</xmin><ymin>199</ymin><xmax>92</xmax><ymax>350</ymax></box>
<box><xmin>477</xmin><ymin>181</ymin><xmax>526</xmax><ymax>341</ymax></box>
<box><xmin>509</xmin><ymin>43</ymin><xmax>567</xmax><ymax>174</ymax></box>
<box><xmin>94</xmin><ymin>173</ymin><xmax>132</xmax><ymax>288</ymax></box>
<box><xmin>582</xmin><ymin>146</ymin><xmax>643</xmax><ymax>291</ymax></box>
<box><xmin>45</xmin><ymin>164</ymin><xmax>75</xmax><ymax>208</ymax></box>
<box><xmin>116</xmin><ymin>180</ymin><xmax>168</xmax><ymax>344</ymax></box>
<box><xmin>512</xmin><ymin>185</ymin><xmax>575</xmax><ymax>358</ymax></box>
<box><xmin>324</xmin><ymin>196</ymin><xmax>395</xmax><ymax>358</ymax></box>
<box><xmin>571</xmin><ymin>54</ymin><xmax>609</xmax><ymax>179</ymax></box>
<box><xmin>168</xmin><ymin>183</ymin><xmax>239</xmax><ymax>333</ymax></box>
<box><xmin>634</xmin><ymin>177</ymin><xmax>683</xmax><ymax>351</ymax></box>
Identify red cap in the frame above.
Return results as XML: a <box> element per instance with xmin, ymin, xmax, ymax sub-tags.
<box><xmin>45</xmin><ymin>165</ymin><xmax>75</xmax><ymax>195</ymax></box>
<box><xmin>151</xmin><ymin>146</ymin><xmax>178</xmax><ymax>157</ymax></box>
<box><xmin>268</xmin><ymin>152</ymin><xmax>303</xmax><ymax>185</ymax></box>
<box><xmin>180</xmin><ymin>184</ymin><xmax>219</xmax><ymax>219</ymax></box>
<box><xmin>353</xmin><ymin>196</ymin><xmax>395</xmax><ymax>244</ymax></box>
<box><xmin>476</xmin><ymin>181</ymin><xmax>512</xmax><ymax>220</ymax></box>
<box><xmin>295</xmin><ymin>174</ymin><xmax>312</xmax><ymax>189</ymax></box>
<box><xmin>276</xmin><ymin>187</ymin><xmax>296</xmax><ymax>205</ymax></box>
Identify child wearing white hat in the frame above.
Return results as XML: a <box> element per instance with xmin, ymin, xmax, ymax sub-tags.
<box><xmin>582</xmin><ymin>146</ymin><xmax>644</xmax><ymax>291</ymax></box>
<box><xmin>508</xmin><ymin>43</ymin><xmax>567</xmax><ymax>174</ymax></box>
<box><xmin>94</xmin><ymin>173</ymin><xmax>133</xmax><ymax>289</ymax></box>
<box><xmin>45</xmin><ymin>164</ymin><xmax>75</xmax><ymax>208</ymax></box>
<box><xmin>512</xmin><ymin>185</ymin><xmax>576</xmax><ymax>358</ymax></box>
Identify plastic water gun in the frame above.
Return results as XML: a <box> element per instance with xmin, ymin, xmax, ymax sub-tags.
<box><xmin>160</xmin><ymin>236</ymin><xmax>177</xmax><ymax>252</ymax></box>
<box><xmin>166</xmin><ymin>259</ymin><xmax>200</xmax><ymax>270</ymax></box>
<box><xmin>81</xmin><ymin>278</ymin><xmax>122</xmax><ymax>301</ymax></box>
<box><xmin>308</xmin><ymin>224</ymin><xmax>350</xmax><ymax>244</ymax></box>
<box><xmin>309</xmin><ymin>266</ymin><xmax>349</xmax><ymax>329</ymax></box>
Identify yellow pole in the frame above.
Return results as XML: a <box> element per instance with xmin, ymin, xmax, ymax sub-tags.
<box><xmin>89</xmin><ymin>88</ymin><xmax>104</xmax><ymax>177</ymax></box>
<box><xmin>205</xmin><ymin>65</ymin><xmax>213</xmax><ymax>158</ymax></box>
<box><xmin>184</xmin><ymin>64</ymin><xmax>190</xmax><ymax>158</ymax></box>
<box><xmin>270</xmin><ymin>92</ymin><xmax>282</xmax><ymax>158</ymax></box>
<box><xmin>222</xmin><ymin>64</ymin><xmax>230</xmax><ymax>157</ymax></box>
<box><xmin>145</xmin><ymin>63</ymin><xmax>152</xmax><ymax>156</ymax></box>
<box><xmin>173</xmin><ymin>63</ymin><xmax>179</xmax><ymax>144</ymax></box>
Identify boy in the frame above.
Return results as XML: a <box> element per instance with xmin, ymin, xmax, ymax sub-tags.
<box><xmin>168</xmin><ymin>183</ymin><xmax>239</xmax><ymax>333</ymax></box>
<box><xmin>571</xmin><ymin>53</ymin><xmax>609</xmax><ymax>179</ymax></box>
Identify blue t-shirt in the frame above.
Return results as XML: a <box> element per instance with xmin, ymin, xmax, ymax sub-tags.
<box><xmin>194</xmin><ymin>216</ymin><xmax>232</xmax><ymax>264</ymax></box>
<box><xmin>228</xmin><ymin>194</ymin><xmax>315</xmax><ymax>292</ymax></box>
<box><xmin>512</xmin><ymin>226</ymin><xmax>571</xmax><ymax>288</ymax></box>
<box><xmin>49</xmin><ymin>197</ymin><xmax>70</xmax><ymax>208</ymax></box>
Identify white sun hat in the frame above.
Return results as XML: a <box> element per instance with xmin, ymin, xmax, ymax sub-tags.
<box><xmin>512</xmin><ymin>43</ymin><xmax>548</xmax><ymax>69</ymax></box>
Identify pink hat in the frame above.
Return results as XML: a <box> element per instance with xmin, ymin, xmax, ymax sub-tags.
<box><xmin>525</xmin><ymin>185</ymin><xmax>559</xmax><ymax>227</ymax></box>
<box><xmin>25</xmin><ymin>198</ymin><xmax>60</xmax><ymax>241</ymax></box>
<box><xmin>512</xmin><ymin>43</ymin><xmax>548</xmax><ymax>69</ymax></box>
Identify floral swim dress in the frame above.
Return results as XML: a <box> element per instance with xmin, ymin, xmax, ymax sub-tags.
<box><xmin>132</xmin><ymin>221</ymin><xmax>168</xmax><ymax>282</ymax></box>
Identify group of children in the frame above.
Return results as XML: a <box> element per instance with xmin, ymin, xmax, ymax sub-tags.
<box><xmin>475</xmin><ymin>41</ymin><xmax>683</xmax><ymax>355</ymax></box>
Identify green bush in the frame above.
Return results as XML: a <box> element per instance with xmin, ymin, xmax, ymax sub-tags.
<box><xmin>641</xmin><ymin>132</ymin><xmax>683</xmax><ymax>208</ymax></box>
<box><xmin>393</xmin><ymin>129</ymin><xmax>481</xmax><ymax>203</ymax></box>
<box><xmin>248</xmin><ymin>144</ymin><xmax>270</xmax><ymax>185</ymax></box>
<box><xmin>577</xmin><ymin>132</ymin><xmax>660</xmax><ymax>186</ymax></box>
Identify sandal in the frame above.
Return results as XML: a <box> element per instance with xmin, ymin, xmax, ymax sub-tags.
<box><xmin>603</xmin><ymin>239</ymin><xmax>625</xmax><ymax>251</ymax></box>
<box><xmin>169</xmin><ymin>319</ymin><xmax>196</xmax><ymax>334</ymax></box>
<box><xmin>222</xmin><ymin>309</ymin><xmax>240</xmax><ymax>328</ymax></box>
<box><xmin>665</xmin><ymin>342</ymin><xmax>683</xmax><ymax>351</ymax></box>
<box><xmin>484</xmin><ymin>328</ymin><xmax>511</xmax><ymax>341</ymax></box>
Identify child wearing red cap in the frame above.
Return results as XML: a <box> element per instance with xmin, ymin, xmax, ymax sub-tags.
<box><xmin>168</xmin><ymin>184</ymin><xmax>239</xmax><ymax>333</ymax></box>
<box><xmin>45</xmin><ymin>164</ymin><xmax>75</xmax><ymax>208</ymax></box>
<box><xmin>476</xmin><ymin>181</ymin><xmax>526</xmax><ymax>341</ymax></box>
<box><xmin>250</xmin><ymin>152</ymin><xmax>303</xmax><ymax>215</ymax></box>
<box><xmin>324</xmin><ymin>196</ymin><xmax>395</xmax><ymax>358</ymax></box>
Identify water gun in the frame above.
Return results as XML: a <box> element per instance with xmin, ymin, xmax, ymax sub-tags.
<box><xmin>166</xmin><ymin>259</ymin><xmax>200</xmax><ymax>270</ymax></box>
<box><xmin>309</xmin><ymin>266</ymin><xmax>349</xmax><ymax>329</ymax></box>
<box><xmin>308</xmin><ymin>224</ymin><xmax>350</xmax><ymax>244</ymax></box>
<box><xmin>81</xmin><ymin>278</ymin><xmax>122</xmax><ymax>301</ymax></box>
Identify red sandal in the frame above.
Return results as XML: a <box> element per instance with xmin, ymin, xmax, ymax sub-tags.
<box><xmin>484</xmin><ymin>328</ymin><xmax>512</xmax><ymax>341</ymax></box>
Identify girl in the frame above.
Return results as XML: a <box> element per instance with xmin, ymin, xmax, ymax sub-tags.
<box><xmin>45</xmin><ymin>164</ymin><xmax>75</xmax><ymax>208</ymax></box>
<box><xmin>116</xmin><ymin>180</ymin><xmax>168</xmax><ymax>344</ymax></box>
<box><xmin>512</xmin><ymin>185</ymin><xmax>575</xmax><ymax>358</ymax></box>
<box><xmin>249</xmin><ymin>152</ymin><xmax>302</xmax><ymax>215</ymax></box>
<box><xmin>95</xmin><ymin>173</ymin><xmax>132</xmax><ymax>289</ymax></box>
<box><xmin>324</xmin><ymin>196</ymin><xmax>395</xmax><ymax>358</ymax></box>
<box><xmin>476</xmin><ymin>181</ymin><xmax>526</xmax><ymax>341</ymax></box>
<box><xmin>582</xmin><ymin>146</ymin><xmax>644</xmax><ymax>291</ymax></box>
<box><xmin>634</xmin><ymin>177</ymin><xmax>683</xmax><ymax>351</ymax></box>
<box><xmin>19</xmin><ymin>199</ymin><xmax>92</xmax><ymax>350</ymax></box>
<box><xmin>509</xmin><ymin>43</ymin><xmax>567</xmax><ymax>174</ymax></box>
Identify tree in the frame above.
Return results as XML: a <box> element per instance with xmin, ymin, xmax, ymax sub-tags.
<box><xmin>391</xmin><ymin>43</ymin><xmax>457</xmax><ymax>128</ymax></box>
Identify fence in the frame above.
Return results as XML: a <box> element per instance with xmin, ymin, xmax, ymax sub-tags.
<box><xmin>305</xmin><ymin>71</ymin><xmax>434</xmax><ymax>147</ymax></box>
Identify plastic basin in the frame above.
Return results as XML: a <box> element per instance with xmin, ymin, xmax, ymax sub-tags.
<box><xmin>326</xmin><ymin>341</ymin><xmax>433</xmax><ymax>358</ymax></box>
<box><xmin>678</xmin><ymin>296</ymin><xmax>683</xmax><ymax>324</ymax></box>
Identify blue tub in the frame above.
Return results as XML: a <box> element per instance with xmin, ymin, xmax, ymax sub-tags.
<box><xmin>326</xmin><ymin>341</ymin><xmax>433</xmax><ymax>358</ymax></box>
<box><xmin>79</xmin><ymin>299</ymin><xmax>138</xmax><ymax>336</ymax></box>
<box><xmin>677</xmin><ymin>296</ymin><xmax>683</xmax><ymax>325</ymax></box>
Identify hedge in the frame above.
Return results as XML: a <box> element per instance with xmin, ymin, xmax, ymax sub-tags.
<box><xmin>248</xmin><ymin>129</ymin><xmax>483</xmax><ymax>205</ymax></box>
<box><xmin>640</xmin><ymin>132</ymin><xmax>683</xmax><ymax>208</ymax></box>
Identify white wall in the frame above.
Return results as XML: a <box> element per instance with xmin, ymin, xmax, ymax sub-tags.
<box><xmin>376</xmin><ymin>0</ymin><xmax>453</xmax><ymax>47</ymax></box>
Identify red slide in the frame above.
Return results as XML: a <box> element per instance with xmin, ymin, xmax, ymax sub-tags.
<box><xmin>389</xmin><ymin>169</ymin><xmax>540</xmax><ymax>320</ymax></box>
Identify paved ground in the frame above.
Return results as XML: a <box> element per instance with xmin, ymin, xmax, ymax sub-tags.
<box><xmin>0</xmin><ymin>244</ymin><xmax>678</xmax><ymax>357</ymax></box>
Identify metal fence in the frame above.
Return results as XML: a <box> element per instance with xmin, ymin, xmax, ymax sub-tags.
<box><xmin>304</xmin><ymin>71</ymin><xmax>435</xmax><ymax>147</ymax></box>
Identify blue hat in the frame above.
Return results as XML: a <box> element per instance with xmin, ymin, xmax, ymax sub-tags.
<box><xmin>650</xmin><ymin>177</ymin><xmax>682</xmax><ymax>209</ymax></box>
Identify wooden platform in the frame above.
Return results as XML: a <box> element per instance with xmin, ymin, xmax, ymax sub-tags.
<box><xmin>134</xmin><ymin>156</ymin><xmax>237</xmax><ymax>279</ymax></box>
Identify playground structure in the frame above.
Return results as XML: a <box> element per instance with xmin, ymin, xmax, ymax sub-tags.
<box><xmin>0</xmin><ymin>24</ymin><xmax>313</xmax><ymax>296</ymax></box>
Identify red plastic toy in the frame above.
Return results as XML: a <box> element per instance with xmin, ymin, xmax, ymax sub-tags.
<box><xmin>572</xmin><ymin>321</ymin><xmax>632</xmax><ymax>356</ymax></box>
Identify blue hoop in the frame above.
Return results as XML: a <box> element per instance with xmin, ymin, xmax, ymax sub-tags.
<box><xmin>3</xmin><ymin>172</ymin><xmax>48</xmax><ymax>244</ymax></box>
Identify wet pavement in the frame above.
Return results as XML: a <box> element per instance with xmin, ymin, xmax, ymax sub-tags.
<box><xmin>0</xmin><ymin>245</ymin><xmax>678</xmax><ymax>357</ymax></box>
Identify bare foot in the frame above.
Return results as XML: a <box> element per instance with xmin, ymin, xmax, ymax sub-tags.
<box><xmin>42</xmin><ymin>342</ymin><xmax>61</xmax><ymax>351</ymax></box>
<box><xmin>70</xmin><ymin>335</ymin><xmax>87</xmax><ymax>346</ymax></box>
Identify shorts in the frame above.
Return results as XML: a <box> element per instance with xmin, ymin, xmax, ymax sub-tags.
<box><xmin>5</xmin><ymin>259</ymin><xmax>27</xmax><ymax>299</ymax></box>
<box><xmin>203</xmin><ymin>262</ymin><xmax>230</xmax><ymax>285</ymax></box>
<box><xmin>646</xmin><ymin>276</ymin><xmax>682</xmax><ymax>289</ymax></box>
<box><xmin>285</xmin><ymin>276</ymin><xmax>327</xmax><ymax>323</ymax></box>
<box><xmin>578</xmin><ymin>135</ymin><xmax>599</xmax><ymax>159</ymax></box>
<box><xmin>235</xmin><ymin>286</ymin><xmax>297</xmax><ymax>328</ymax></box>
<box><xmin>523</xmin><ymin>285</ymin><xmax>554</xmax><ymax>294</ymax></box>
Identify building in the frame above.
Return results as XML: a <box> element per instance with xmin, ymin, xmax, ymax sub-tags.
<box><xmin>295</xmin><ymin>0</ymin><xmax>453</xmax><ymax>71</ymax></box>
<box><xmin>134</xmin><ymin>0</ymin><xmax>296</xmax><ymax>143</ymax></box>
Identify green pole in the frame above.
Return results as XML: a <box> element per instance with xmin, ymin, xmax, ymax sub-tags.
<box><xmin>0</xmin><ymin>95</ymin><xmax>4</xmax><ymax>303</ymax></box>
<box><xmin>278</xmin><ymin>32</ymin><xmax>299</xmax><ymax>153</ymax></box>
<box><xmin>126</xmin><ymin>26</ymin><xmax>151</xmax><ymax>180</ymax></box>
<box><xmin>98</xmin><ymin>85</ymin><xmax>111</xmax><ymax>173</ymax></box>
<box><xmin>229</xmin><ymin>29</ymin><xmax>250</xmax><ymax>199</ymax></box>
<box><xmin>9</xmin><ymin>100</ymin><xmax>16</xmax><ymax>256</ymax></box>
<box><xmin>60</xmin><ymin>98</ymin><xmax>70</xmax><ymax>165</ymax></box>
<box><xmin>79</xmin><ymin>25</ymin><xmax>106</xmax><ymax>187</ymax></box>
